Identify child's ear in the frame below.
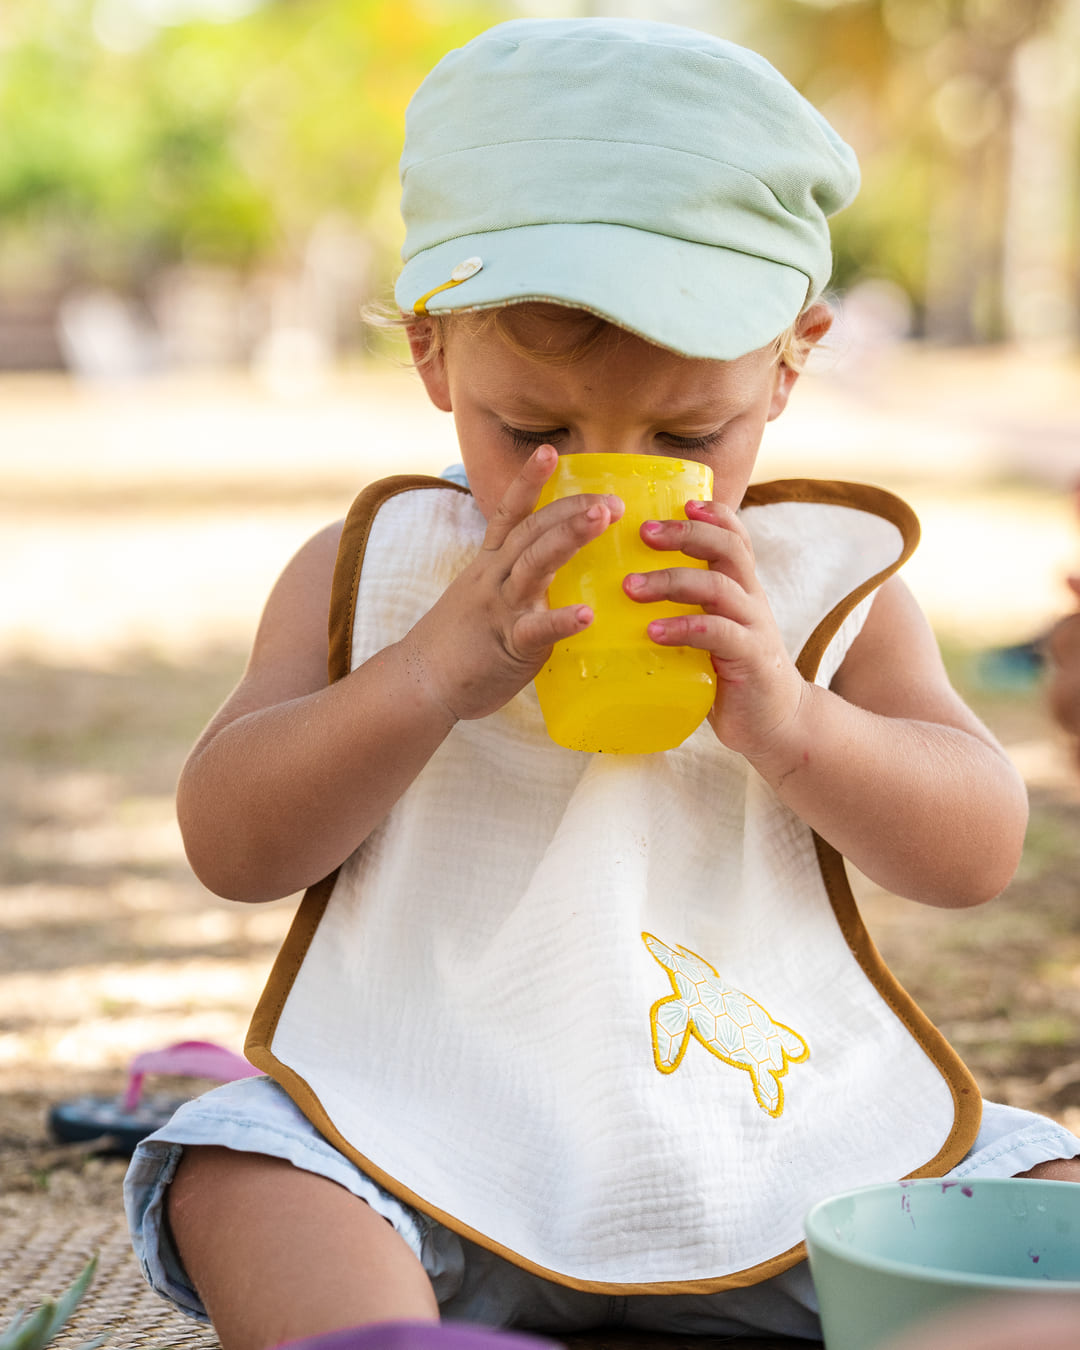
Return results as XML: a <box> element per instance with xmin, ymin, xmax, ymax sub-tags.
<box><xmin>406</xmin><ymin>318</ymin><xmax>453</xmax><ymax>412</ymax></box>
<box><xmin>766</xmin><ymin>301</ymin><xmax>833</xmax><ymax>421</ymax></box>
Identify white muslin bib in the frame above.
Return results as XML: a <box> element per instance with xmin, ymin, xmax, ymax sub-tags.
<box><xmin>248</xmin><ymin>475</ymin><xmax>980</xmax><ymax>1293</ymax></box>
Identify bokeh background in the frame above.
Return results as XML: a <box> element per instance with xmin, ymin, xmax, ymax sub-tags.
<box><xmin>3</xmin><ymin>0</ymin><xmax>1080</xmax><ymax>365</ymax></box>
<box><xmin>3</xmin><ymin>0</ymin><xmax>1080</xmax><ymax>1286</ymax></box>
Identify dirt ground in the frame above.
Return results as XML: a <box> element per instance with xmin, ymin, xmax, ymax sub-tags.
<box><xmin>2</xmin><ymin>347</ymin><xmax>1080</xmax><ymax>1332</ymax></box>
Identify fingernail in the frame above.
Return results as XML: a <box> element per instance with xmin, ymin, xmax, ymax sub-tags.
<box><xmin>586</xmin><ymin>503</ymin><xmax>607</xmax><ymax>521</ymax></box>
<box><xmin>625</xmin><ymin>573</ymin><xmax>646</xmax><ymax>592</ymax></box>
<box><xmin>642</xmin><ymin>520</ymin><xmax>662</xmax><ymax>535</ymax></box>
<box><xmin>647</xmin><ymin>621</ymin><xmax>666</xmax><ymax>640</ymax></box>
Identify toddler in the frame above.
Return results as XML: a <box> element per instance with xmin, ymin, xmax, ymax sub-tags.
<box><xmin>125</xmin><ymin>18</ymin><xmax>1080</xmax><ymax>1350</ymax></box>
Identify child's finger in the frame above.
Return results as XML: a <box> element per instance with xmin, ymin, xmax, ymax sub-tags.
<box><xmin>503</xmin><ymin>495</ymin><xmax>623</xmax><ymax>604</ymax></box>
<box><xmin>638</xmin><ymin>501</ymin><xmax>756</xmax><ymax>583</ymax></box>
<box><xmin>645</xmin><ymin>608</ymin><xmax>749</xmax><ymax>659</ymax></box>
<box><xmin>512</xmin><ymin>603</ymin><xmax>594</xmax><ymax>657</ymax></box>
<box><xmin>686</xmin><ymin>498</ymin><xmax>754</xmax><ymax>549</ymax></box>
<box><xmin>482</xmin><ymin>444</ymin><xmax>560</xmax><ymax>552</ymax></box>
<box><xmin>623</xmin><ymin>564</ymin><xmax>753</xmax><ymax>622</ymax></box>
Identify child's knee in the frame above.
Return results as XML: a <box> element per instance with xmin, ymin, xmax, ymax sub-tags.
<box><xmin>1015</xmin><ymin>1154</ymin><xmax>1080</xmax><ymax>1183</ymax></box>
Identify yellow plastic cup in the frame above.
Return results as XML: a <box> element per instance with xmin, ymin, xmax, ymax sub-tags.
<box><xmin>533</xmin><ymin>453</ymin><xmax>716</xmax><ymax>754</ymax></box>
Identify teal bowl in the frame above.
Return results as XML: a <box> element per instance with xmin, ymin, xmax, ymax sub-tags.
<box><xmin>804</xmin><ymin>1179</ymin><xmax>1080</xmax><ymax>1350</ymax></box>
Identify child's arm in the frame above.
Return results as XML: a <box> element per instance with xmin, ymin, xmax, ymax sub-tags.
<box><xmin>633</xmin><ymin>501</ymin><xmax>1028</xmax><ymax>909</ymax></box>
<box><xmin>178</xmin><ymin>447</ymin><xmax>619</xmax><ymax>903</ymax></box>
<box><xmin>1047</xmin><ymin>576</ymin><xmax>1080</xmax><ymax>762</ymax></box>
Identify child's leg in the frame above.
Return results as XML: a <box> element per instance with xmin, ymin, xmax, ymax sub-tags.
<box><xmin>167</xmin><ymin>1145</ymin><xmax>438</xmax><ymax>1350</ymax></box>
<box><xmin>1017</xmin><ymin>1155</ymin><xmax>1080</xmax><ymax>1181</ymax></box>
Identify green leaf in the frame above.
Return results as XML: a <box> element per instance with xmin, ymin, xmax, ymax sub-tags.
<box><xmin>0</xmin><ymin>1257</ymin><xmax>100</xmax><ymax>1350</ymax></box>
<box><xmin>0</xmin><ymin>1304</ymin><xmax>54</xmax><ymax>1350</ymax></box>
<box><xmin>0</xmin><ymin>1311</ymin><xmax>28</xmax><ymax>1348</ymax></box>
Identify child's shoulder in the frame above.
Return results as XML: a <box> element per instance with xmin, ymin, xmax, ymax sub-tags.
<box><xmin>288</xmin><ymin>518</ymin><xmax>346</xmax><ymax>582</ymax></box>
<box><xmin>257</xmin><ymin>519</ymin><xmax>345</xmax><ymax>650</ymax></box>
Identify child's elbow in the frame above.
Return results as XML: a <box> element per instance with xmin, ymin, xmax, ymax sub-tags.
<box><xmin>949</xmin><ymin>866</ymin><xmax>1018</xmax><ymax>910</ymax></box>
<box><xmin>179</xmin><ymin>834</ymin><xmax>264</xmax><ymax>905</ymax></box>
<box><xmin>920</xmin><ymin>859</ymin><xmax>1019</xmax><ymax>911</ymax></box>
<box><xmin>186</xmin><ymin>861</ymin><xmax>276</xmax><ymax>905</ymax></box>
<box><xmin>947</xmin><ymin>778</ymin><xmax>1029</xmax><ymax>909</ymax></box>
<box><xmin>177</xmin><ymin>796</ymin><xmax>283</xmax><ymax>905</ymax></box>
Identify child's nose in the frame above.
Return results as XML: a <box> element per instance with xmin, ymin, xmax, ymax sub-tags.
<box><xmin>573</xmin><ymin>430</ymin><xmax>650</xmax><ymax>457</ymax></box>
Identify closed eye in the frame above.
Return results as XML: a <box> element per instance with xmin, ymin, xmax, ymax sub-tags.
<box><xmin>502</xmin><ymin>424</ymin><xmax>566</xmax><ymax>450</ymax></box>
<box><xmin>500</xmin><ymin>425</ymin><xmax>724</xmax><ymax>453</ymax></box>
<box><xmin>660</xmin><ymin>430</ymin><xmax>725</xmax><ymax>452</ymax></box>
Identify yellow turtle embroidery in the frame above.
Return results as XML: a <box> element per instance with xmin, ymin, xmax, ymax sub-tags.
<box><xmin>642</xmin><ymin>932</ymin><xmax>809</xmax><ymax>1117</ymax></box>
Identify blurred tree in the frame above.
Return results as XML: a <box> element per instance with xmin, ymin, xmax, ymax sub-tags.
<box><xmin>1000</xmin><ymin>0</ymin><xmax>1080</xmax><ymax>348</ymax></box>
<box><xmin>0</xmin><ymin>0</ymin><xmax>511</xmax><ymax>295</ymax></box>
<box><xmin>0</xmin><ymin>0</ymin><xmax>1076</xmax><ymax>350</ymax></box>
<box><xmin>513</xmin><ymin>0</ymin><xmax>1080</xmax><ymax>345</ymax></box>
<box><xmin>738</xmin><ymin>0</ymin><xmax>1079</xmax><ymax>344</ymax></box>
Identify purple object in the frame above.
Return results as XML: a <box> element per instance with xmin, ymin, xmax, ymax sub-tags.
<box><xmin>275</xmin><ymin>1322</ymin><xmax>560</xmax><ymax>1350</ymax></box>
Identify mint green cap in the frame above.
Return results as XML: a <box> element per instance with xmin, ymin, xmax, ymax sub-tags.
<box><xmin>394</xmin><ymin>18</ymin><xmax>859</xmax><ymax>361</ymax></box>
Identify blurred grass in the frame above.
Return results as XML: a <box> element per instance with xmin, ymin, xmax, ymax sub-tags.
<box><xmin>0</xmin><ymin>651</ymin><xmax>241</xmax><ymax>773</ymax></box>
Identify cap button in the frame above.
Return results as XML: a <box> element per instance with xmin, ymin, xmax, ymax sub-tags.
<box><xmin>412</xmin><ymin>256</ymin><xmax>484</xmax><ymax>316</ymax></box>
<box><xmin>451</xmin><ymin>256</ymin><xmax>483</xmax><ymax>282</ymax></box>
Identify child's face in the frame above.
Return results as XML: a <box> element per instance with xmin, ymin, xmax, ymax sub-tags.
<box><xmin>412</xmin><ymin>304</ymin><xmax>817</xmax><ymax>519</ymax></box>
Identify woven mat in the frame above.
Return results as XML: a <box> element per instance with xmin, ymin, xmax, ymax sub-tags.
<box><xmin>0</xmin><ymin>1204</ymin><xmax>814</xmax><ymax>1350</ymax></box>
<box><xmin>0</xmin><ymin>1208</ymin><xmax>219</xmax><ymax>1350</ymax></box>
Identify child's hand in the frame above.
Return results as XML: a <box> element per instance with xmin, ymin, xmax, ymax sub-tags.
<box><xmin>1047</xmin><ymin>576</ymin><xmax>1080</xmax><ymax>752</ymax></box>
<box><xmin>623</xmin><ymin>498</ymin><xmax>804</xmax><ymax>757</ymax></box>
<box><xmin>410</xmin><ymin>445</ymin><xmax>623</xmax><ymax>722</ymax></box>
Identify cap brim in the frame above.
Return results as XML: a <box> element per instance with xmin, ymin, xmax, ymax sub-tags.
<box><xmin>395</xmin><ymin>222</ymin><xmax>811</xmax><ymax>361</ymax></box>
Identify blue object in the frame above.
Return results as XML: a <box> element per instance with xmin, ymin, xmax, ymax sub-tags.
<box><xmin>976</xmin><ymin>638</ymin><xmax>1046</xmax><ymax>692</ymax></box>
<box><xmin>805</xmin><ymin>1179</ymin><xmax>1080</xmax><ymax>1350</ymax></box>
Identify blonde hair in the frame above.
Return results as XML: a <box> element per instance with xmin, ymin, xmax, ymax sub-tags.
<box><xmin>370</xmin><ymin>301</ymin><xmax>814</xmax><ymax>373</ymax></box>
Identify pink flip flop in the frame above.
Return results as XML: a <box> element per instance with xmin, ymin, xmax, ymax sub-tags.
<box><xmin>48</xmin><ymin>1040</ymin><xmax>261</xmax><ymax>1155</ymax></box>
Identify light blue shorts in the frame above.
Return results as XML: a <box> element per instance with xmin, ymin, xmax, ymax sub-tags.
<box><xmin>124</xmin><ymin>1076</ymin><xmax>1080</xmax><ymax>1340</ymax></box>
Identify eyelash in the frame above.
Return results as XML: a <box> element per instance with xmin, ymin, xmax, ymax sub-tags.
<box><xmin>502</xmin><ymin>425</ymin><xmax>565</xmax><ymax>450</ymax></box>
<box><xmin>662</xmin><ymin>431</ymin><xmax>725</xmax><ymax>452</ymax></box>
<box><xmin>501</xmin><ymin>426</ymin><xmax>724</xmax><ymax>452</ymax></box>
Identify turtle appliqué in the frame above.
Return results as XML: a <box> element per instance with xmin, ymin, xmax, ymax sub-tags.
<box><xmin>643</xmin><ymin>933</ymin><xmax>809</xmax><ymax>1117</ymax></box>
